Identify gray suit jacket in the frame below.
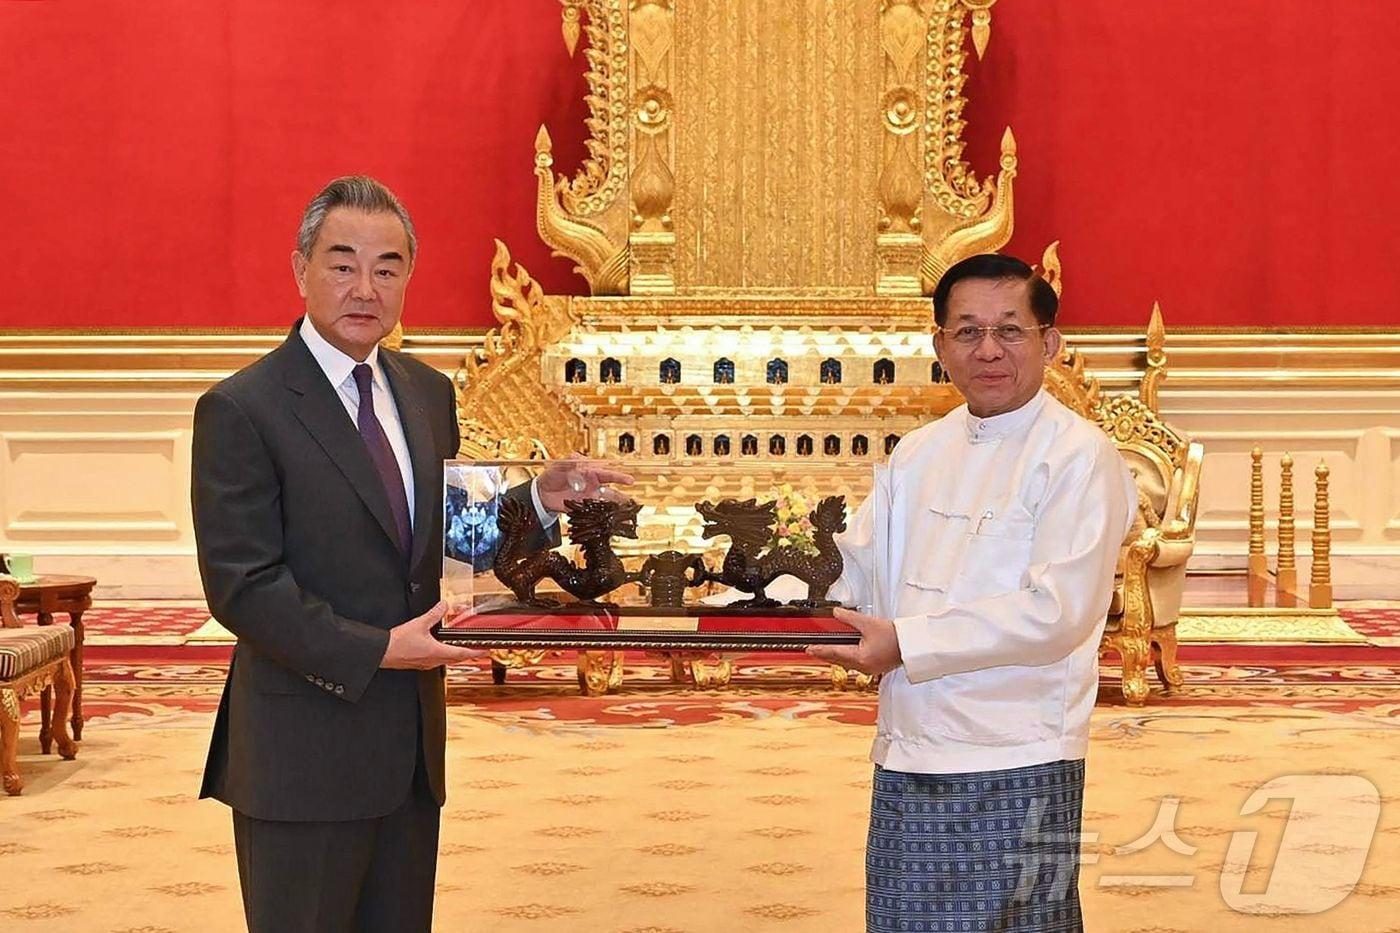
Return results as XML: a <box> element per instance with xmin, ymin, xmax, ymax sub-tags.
<box><xmin>193</xmin><ymin>322</ymin><xmax>459</xmax><ymax>821</ymax></box>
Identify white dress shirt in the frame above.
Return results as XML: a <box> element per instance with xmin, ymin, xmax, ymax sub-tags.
<box><xmin>832</xmin><ymin>389</ymin><xmax>1136</xmax><ymax>774</ymax></box>
<box><xmin>299</xmin><ymin>317</ymin><xmax>416</xmax><ymax>529</ymax></box>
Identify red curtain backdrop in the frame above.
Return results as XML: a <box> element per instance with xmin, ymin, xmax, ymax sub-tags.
<box><xmin>2</xmin><ymin>1</ymin><xmax>1396</xmax><ymax>329</ymax></box>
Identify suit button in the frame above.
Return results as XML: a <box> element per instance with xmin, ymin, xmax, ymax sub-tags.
<box><xmin>334</xmin><ymin>685</ymin><xmax>345</xmax><ymax>696</ymax></box>
<box><xmin>314</xmin><ymin>677</ymin><xmax>324</xmax><ymax>686</ymax></box>
<box><xmin>408</xmin><ymin>582</ymin><xmax>422</xmax><ymax>595</ymax></box>
<box><xmin>305</xmin><ymin>674</ymin><xmax>315</xmax><ymax>683</ymax></box>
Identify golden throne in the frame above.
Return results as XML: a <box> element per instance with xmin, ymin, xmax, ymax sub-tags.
<box><xmin>1044</xmin><ymin>304</ymin><xmax>1204</xmax><ymax>705</ymax></box>
<box><xmin>450</xmin><ymin>1</ymin><xmax>1196</xmax><ymax>698</ymax></box>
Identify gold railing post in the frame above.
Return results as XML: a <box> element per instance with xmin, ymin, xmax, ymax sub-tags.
<box><xmin>1276</xmin><ymin>453</ymin><xmax>1297</xmax><ymax>607</ymax></box>
<box><xmin>1310</xmin><ymin>461</ymin><xmax>1333</xmax><ymax>609</ymax></box>
<box><xmin>1247</xmin><ymin>445</ymin><xmax>1266</xmax><ymax>606</ymax></box>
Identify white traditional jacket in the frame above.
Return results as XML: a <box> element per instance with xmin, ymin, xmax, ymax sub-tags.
<box><xmin>832</xmin><ymin>389</ymin><xmax>1135</xmax><ymax>774</ymax></box>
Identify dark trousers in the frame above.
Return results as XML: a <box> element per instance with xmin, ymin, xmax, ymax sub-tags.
<box><xmin>231</xmin><ymin>752</ymin><xmax>441</xmax><ymax>933</ymax></box>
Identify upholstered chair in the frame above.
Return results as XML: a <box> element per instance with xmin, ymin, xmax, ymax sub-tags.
<box><xmin>1042</xmin><ymin>306</ymin><xmax>1204</xmax><ymax>704</ymax></box>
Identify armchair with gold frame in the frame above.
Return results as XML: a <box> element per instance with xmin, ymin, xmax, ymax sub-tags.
<box><xmin>1043</xmin><ymin>306</ymin><xmax>1204</xmax><ymax>705</ymax></box>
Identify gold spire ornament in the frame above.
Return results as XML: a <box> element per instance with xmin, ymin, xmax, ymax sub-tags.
<box><xmin>1247</xmin><ymin>446</ymin><xmax>1266</xmax><ymax>606</ymax></box>
<box><xmin>1310</xmin><ymin>461</ymin><xmax>1333</xmax><ymax>609</ymax></box>
<box><xmin>560</xmin><ymin>1</ymin><xmax>582</xmax><ymax>56</ymax></box>
<box><xmin>963</xmin><ymin>0</ymin><xmax>998</xmax><ymax>60</ymax></box>
<box><xmin>1138</xmin><ymin>302</ymin><xmax>1167</xmax><ymax>412</ymax></box>
<box><xmin>1276</xmin><ymin>453</ymin><xmax>1297</xmax><ymax>608</ymax></box>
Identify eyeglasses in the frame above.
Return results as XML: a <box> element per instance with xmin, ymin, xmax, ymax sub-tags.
<box><xmin>938</xmin><ymin>323</ymin><xmax>1050</xmax><ymax>347</ymax></box>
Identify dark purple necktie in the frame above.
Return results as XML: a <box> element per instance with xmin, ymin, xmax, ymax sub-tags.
<box><xmin>352</xmin><ymin>364</ymin><xmax>411</xmax><ymax>556</ymax></box>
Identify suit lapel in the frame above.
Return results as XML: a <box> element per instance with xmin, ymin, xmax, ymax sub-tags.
<box><xmin>380</xmin><ymin>349</ymin><xmax>438</xmax><ymax>574</ymax></box>
<box><xmin>281</xmin><ymin>332</ymin><xmax>404</xmax><ymax>557</ymax></box>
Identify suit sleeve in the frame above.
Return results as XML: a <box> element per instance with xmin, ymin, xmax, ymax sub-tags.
<box><xmin>191</xmin><ymin>388</ymin><xmax>389</xmax><ymax>702</ymax></box>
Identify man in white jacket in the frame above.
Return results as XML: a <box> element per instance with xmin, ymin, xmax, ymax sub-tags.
<box><xmin>810</xmin><ymin>254</ymin><xmax>1135</xmax><ymax>932</ymax></box>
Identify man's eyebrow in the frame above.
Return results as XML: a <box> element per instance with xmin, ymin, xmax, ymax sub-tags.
<box><xmin>377</xmin><ymin>251</ymin><xmax>405</xmax><ymax>263</ymax></box>
<box><xmin>951</xmin><ymin>309</ymin><xmax>1020</xmax><ymax>321</ymax></box>
<box><xmin>327</xmin><ymin>244</ymin><xmax>355</xmax><ymax>255</ymax></box>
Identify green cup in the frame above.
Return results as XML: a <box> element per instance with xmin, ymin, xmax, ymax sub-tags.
<box><xmin>6</xmin><ymin>553</ymin><xmax>35</xmax><ymax>584</ymax></box>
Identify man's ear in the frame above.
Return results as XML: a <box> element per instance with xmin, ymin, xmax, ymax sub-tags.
<box><xmin>291</xmin><ymin>250</ymin><xmax>308</xmax><ymax>298</ymax></box>
<box><xmin>1042</xmin><ymin>326</ymin><xmax>1062</xmax><ymax>360</ymax></box>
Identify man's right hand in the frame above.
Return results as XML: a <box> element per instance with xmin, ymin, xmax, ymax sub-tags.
<box><xmin>381</xmin><ymin>601</ymin><xmax>485</xmax><ymax>669</ymax></box>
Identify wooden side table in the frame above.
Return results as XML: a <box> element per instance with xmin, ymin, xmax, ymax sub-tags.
<box><xmin>14</xmin><ymin>575</ymin><xmax>95</xmax><ymax>748</ymax></box>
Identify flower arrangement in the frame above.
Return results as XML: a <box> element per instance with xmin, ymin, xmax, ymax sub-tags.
<box><xmin>769</xmin><ymin>483</ymin><xmax>818</xmax><ymax>554</ymax></box>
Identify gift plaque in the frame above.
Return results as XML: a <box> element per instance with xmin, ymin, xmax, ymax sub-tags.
<box><xmin>438</xmin><ymin>459</ymin><xmax>860</xmax><ymax>651</ymax></box>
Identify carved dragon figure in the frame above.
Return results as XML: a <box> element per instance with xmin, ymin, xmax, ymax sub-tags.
<box><xmin>754</xmin><ymin>495</ymin><xmax>848</xmax><ymax>607</ymax></box>
<box><xmin>493</xmin><ymin>495</ymin><xmax>641</xmax><ymax>607</ymax></box>
<box><xmin>696</xmin><ymin>496</ymin><xmax>847</xmax><ymax>608</ymax></box>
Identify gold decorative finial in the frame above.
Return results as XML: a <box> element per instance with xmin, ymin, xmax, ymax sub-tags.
<box><xmin>1000</xmin><ymin>125</ymin><xmax>1018</xmax><ymax>168</ymax></box>
<box><xmin>1310</xmin><ymin>461</ymin><xmax>1332</xmax><ymax>608</ymax></box>
<box><xmin>533</xmin><ymin>124</ymin><xmax>629</xmax><ymax>295</ymax></box>
<box><xmin>1039</xmin><ymin>241</ymin><xmax>1062</xmax><ymax>298</ymax></box>
<box><xmin>1247</xmin><ymin>445</ymin><xmax>1265</xmax><ymax>606</ymax></box>
<box><xmin>560</xmin><ymin>2</ymin><xmax>582</xmax><ymax>57</ymax></box>
<box><xmin>1276</xmin><ymin>453</ymin><xmax>1297</xmax><ymax>607</ymax></box>
<box><xmin>963</xmin><ymin>0</ymin><xmax>998</xmax><ymax>60</ymax></box>
<box><xmin>1139</xmin><ymin>302</ymin><xmax>1167</xmax><ymax>412</ymax></box>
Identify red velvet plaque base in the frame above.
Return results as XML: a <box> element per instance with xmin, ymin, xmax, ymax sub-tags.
<box><xmin>437</xmin><ymin>604</ymin><xmax>859</xmax><ymax>651</ymax></box>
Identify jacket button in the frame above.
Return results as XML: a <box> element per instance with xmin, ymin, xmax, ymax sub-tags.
<box><xmin>305</xmin><ymin>674</ymin><xmax>315</xmax><ymax>683</ymax></box>
<box><xmin>408</xmin><ymin>582</ymin><xmax>422</xmax><ymax>595</ymax></box>
<box><xmin>334</xmin><ymin>685</ymin><xmax>345</xmax><ymax>696</ymax></box>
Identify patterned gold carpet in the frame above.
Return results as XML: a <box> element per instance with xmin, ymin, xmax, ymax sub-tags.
<box><xmin>3</xmin><ymin>701</ymin><xmax>1399</xmax><ymax>932</ymax></box>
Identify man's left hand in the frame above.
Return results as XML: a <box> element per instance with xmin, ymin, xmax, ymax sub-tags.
<box><xmin>535</xmin><ymin>457</ymin><xmax>635</xmax><ymax>514</ymax></box>
<box><xmin>806</xmin><ymin>607</ymin><xmax>902</xmax><ymax>676</ymax></box>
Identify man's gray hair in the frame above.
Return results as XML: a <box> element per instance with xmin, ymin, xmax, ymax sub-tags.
<box><xmin>295</xmin><ymin>175</ymin><xmax>418</xmax><ymax>260</ymax></box>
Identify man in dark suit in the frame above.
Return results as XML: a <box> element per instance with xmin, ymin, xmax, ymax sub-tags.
<box><xmin>192</xmin><ymin>176</ymin><xmax>489</xmax><ymax>932</ymax></box>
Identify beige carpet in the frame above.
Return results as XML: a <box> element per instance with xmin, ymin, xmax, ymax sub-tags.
<box><xmin>3</xmin><ymin>704</ymin><xmax>1399</xmax><ymax>932</ymax></box>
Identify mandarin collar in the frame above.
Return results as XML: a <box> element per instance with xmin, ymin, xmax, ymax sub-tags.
<box><xmin>963</xmin><ymin>389</ymin><xmax>1047</xmax><ymax>444</ymax></box>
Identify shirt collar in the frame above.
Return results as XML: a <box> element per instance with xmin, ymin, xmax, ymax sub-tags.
<box><xmin>299</xmin><ymin>316</ymin><xmax>382</xmax><ymax>391</ymax></box>
<box><xmin>963</xmin><ymin>388</ymin><xmax>1047</xmax><ymax>444</ymax></box>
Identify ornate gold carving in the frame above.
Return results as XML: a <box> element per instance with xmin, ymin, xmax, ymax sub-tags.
<box><xmin>1310</xmin><ymin>461</ymin><xmax>1332</xmax><ymax>609</ymax></box>
<box><xmin>1151</xmin><ymin>625</ymin><xmax>1184</xmax><ymax>692</ymax></box>
<box><xmin>558</xmin><ymin>1</ymin><xmax>629</xmax><ymax>217</ymax></box>
<box><xmin>921</xmin><ymin>128</ymin><xmax>1017</xmax><ymax>290</ymax></box>
<box><xmin>490</xmin><ymin>649</ymin><xmax>548</xmax><ymax>671</ymax></box>
<box><xmin>1106</xmin><ymin>529</ymin><xmax>1159</xmax><ymax>706</ymax></box>
<box><xmin>920</xmin><ymin>1</ymin><xmax>1014</xmax><ymax>290</ymax></box>
<box><xmin>963</xmin><ymin>0</ymin><xmax>997</xmax><ymax>60</ymax></box>
<box><xmin>454</xmin><ymin>241</ymin><xmax>585</xmax><ymax>458</ymax></box>
<box><xmin>829</xmin><ymin>665</ymin><xmax>875</xmax><ymax>691</ymax></box>
<box><xmin>1098</xmin><ymin>395</ymin><xmax>1188</xmax><ymax>469</ymax></box>
<box><xmin>560</xmin><ymin>1</ymin><xmax>583</xmax><ymax>56</ymax></box>
<box><xmin>1036</xmin><ymin>240</ymin><xmax>1062</xmax><ymax>298</ymax></box>
<box><xmin>877</xmin><ymin>2</ymin><xmax>928</xmax><ymax>295</ymax></box>
<box><xmin>1248</xmin><ymin>446</ymin><xmax>1267</xmax><ymax>607</ymax></box>
<box><xmin>576</xmin><ymin>650</ymin><xmax>624</xmax><ymax>695</ymax></box>
<box><xmin>534</xmin><ymin>127</ymin><xmax>630</xmax><ymax>295</ymax></box>
<box><xmin>1139</xmin><ymin>302</ymin><xmax>1167</xmax><ymax>411</ymax></box>
<box><xmin>1041</xmin><ymin>343</ymin><xmax>1102</xmax><ymax>420</ymax></box>
<box><xmin>1276</xmin><ymin>453</ymin><xmax>1298</xmax><ymax>608</ymax></box>
<box><xmin>628</xmin><ymin>0</ymin><xmax>676</xmax><ymax>294</ymax></box>
<box><xmin>0</xmin><ymin>576</ymin><xmax>19</xmax><ymax>628</ymax></box>
<box><xmin>671</xmin><ymin>0</ymin><xmax>881</xmax><ymax>293</ymax></box>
